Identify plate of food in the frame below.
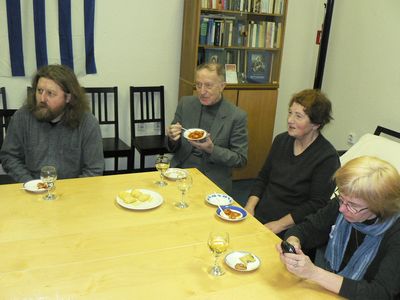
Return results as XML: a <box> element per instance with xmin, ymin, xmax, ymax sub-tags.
<box><xmin>23</xmin><ymin>179</ymin><xmax>48</xmax><ymax>193</ymax></box>
<box><xmin>225</xmin><ymin>251</ymin><xmax>261</xmax><ymax>272</ymax></box>
<box><xmin>216</xmin><ymin>205</ymin><xmax>247</xmax><ymax>222</ymax></box>
<box><xmin>116</xmin><ymin>188</ymin><xmax>163</xmax><ymax>210</ymax></box>
<box><xmin>183</xmin><ymin>128</ymin><xmax>207</xmax><ymax>141</ymax></box>
<box><xmin>163</xmin><ymin>168</ymin><xmax>188</xmax><ymax>181</ymax></box>
<box><xmin>206</xmin><ymin>193</ymin><xmax>234</xmax><ymax>206</ymax></box>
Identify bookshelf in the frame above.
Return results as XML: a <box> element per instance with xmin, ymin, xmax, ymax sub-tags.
<box><xmin>179</xmin><ymin>0</ymin><xmax>288</xmax><ymax>179</ymax></box>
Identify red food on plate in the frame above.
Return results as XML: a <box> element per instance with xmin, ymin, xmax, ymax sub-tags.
<box><xmin>223</xmin><ymin>208</ymin><xmax>241</xmax><ymax>219</ymax></box>
<box><xmin>188</xmin><ymin>130</ymin><xmax>205</xmax><ymax>139</ymax></box>
<box><xmin>37</xmin><ymin>182</ymin><xmax>48</xmax><ymax>189</ymax></box>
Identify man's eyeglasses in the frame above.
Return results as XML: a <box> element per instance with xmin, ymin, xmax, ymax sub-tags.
<box><xmin>195</xmin><ymin>82</ymin><xmax>217</xmax><ymax>90</ymax></box>
<box><xmin>337</xmin><ymin>196</ymin><xmax>369</xmax><ymax>214</ymax></box>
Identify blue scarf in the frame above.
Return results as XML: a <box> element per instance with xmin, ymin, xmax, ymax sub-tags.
<box><xmin>325</xmin><ymin>213</ymin><xmax>399</xmax><ymax>280</ymax></box>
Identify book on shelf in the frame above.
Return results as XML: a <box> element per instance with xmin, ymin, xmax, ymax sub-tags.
<box><xmin>258</xmin><ymin>21</ymin><xmax>266</xmax><ymax>48</ymax></box>
<box><xmin>274</xmin><ymin>22</ymin><xmax>282</xmax><ymax>48</ymax></box>
<box><xmin>274</xmin><ymin>0</ymin><xmax>285</xmax><ymax>14</ymax></box>
<box><xmin>205</xmin><ymin>48</ymin><xmax>226</xmax><ymax>65</ymax></box>
<box><xmin>199</xmin><ymin>17</ymin><xmax>209</xmax><ymax>45</ymax></box>
<box><xmin>266</xmin><ymin>21</ymin><xmax>276</xmax><ymax>48</ymax></box>
<box><xmin>207</xmin><ymin>18</ymin><xmax>215</xmax><ymax>45</ymax></box>
<box><xmin>224</xmin><ymin>20</ymin><xmax>234</xmax><ymax>47</ymax></box>
<box><xmin>214</xmin><ymin>19</ymin><xmax>224</xmax><ymax>46</ymax></box>
<box><xmin>225</xmin><ymin>64</ymin><xmax>238</xmax><ymax>83</ymax></box>
<box><xmin>246</xmin><ymin>50</ymin><xmax>272</xmax><ymax>84</ymax></box>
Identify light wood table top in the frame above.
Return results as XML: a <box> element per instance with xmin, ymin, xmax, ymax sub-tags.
<box><xmin>0</xmin><ymin>169</ymin><xmax>341</xmax><ymax>299</ymax></box>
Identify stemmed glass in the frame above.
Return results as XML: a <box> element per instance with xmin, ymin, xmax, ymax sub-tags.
<box><xmin>40</xmin><ymin>166</ymin><xmax>57</xmax><ymax>200</ymax></box>
<box><xmin>175</xmin><ymin>173</ymin><xmax>192</xmax><ymax>208</ymax></box>
<box><xmin>155</xmin><ymin>154</ymin><xmax>170</xmax><ymax>186</ymax></box>
<box><xmin>208</xmin><ymin>231</ymin><xmax>229</xmax><ymax>276</ymax></box>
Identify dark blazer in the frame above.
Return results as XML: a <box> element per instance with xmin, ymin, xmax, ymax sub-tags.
<box><xmin>168</xmin><ymin>95</ymin><xmax>248</xmax><ymax>193</ymax></box>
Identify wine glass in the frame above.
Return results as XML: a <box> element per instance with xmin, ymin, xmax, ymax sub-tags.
<box><xmin>155</xmin><ymin>154</ymin><xmax>170</xmax><ymax>186</ymax></box>
<box><xmin>175</xmin><ymin>173</ymin><xmax>192</xmax><ymax>208</ymax></box>
<box><xmin>208</xmin><ymin>231</ymin><xmax>229</xmax><ymax>276</ymax></box>
<box><xmin>40</xmin><ymin>166</ymin><xmax>57</xmax><ymax>200</ymax></box>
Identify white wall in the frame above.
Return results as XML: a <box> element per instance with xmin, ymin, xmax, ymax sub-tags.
<box><xmin>0</xmin><ymin>0</ymin><xmax>184</xmax><ymax>147</ymax></box>
<box><xmin>2</xmin><ymin>0</ymin><xmax>399</xmax><ymax>159</ymax></box>
<box><xmin>274</xmin><ymin>0</ymin><xmax>325</xmax><ymax>135</ymax></box>
<box><xmin>321</xmin><ymin>0</ymin><xmax>400</xmax><ymax>149</ymax></box>
<box><xmin>276</xmin><ymin>0</ymin><xmax>400</xmax><ymax>151</ymax></box>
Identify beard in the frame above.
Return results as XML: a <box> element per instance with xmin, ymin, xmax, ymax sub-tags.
<box><xmin>33</xmin><ymin>103</ymin><xmax>66</xmax><ymax>122</ymax></box>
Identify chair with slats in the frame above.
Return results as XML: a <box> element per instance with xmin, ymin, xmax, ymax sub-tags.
<box><xmin>0</xmin><ymin>109</ymin><xmax>17</xmax><ymax>184</ymax></box>
<box><xmin>84</xmin><ymin>87</ymin><xmax>131</xmax><ymax>175</ymax></box>
<box><xmin>130</xmin><ymin>86</ymin><xmax>168</xmax><ymax>172</ymax></box>
<box><xmin>1</xmin><ymin>87</ymin><xmax>7</xmax><ymax>110</ymax></box>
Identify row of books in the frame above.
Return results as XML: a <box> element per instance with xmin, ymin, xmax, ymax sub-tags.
<box><xmin>201</xmin><ymin>0</ymin><xmax>284</xmax><ymax>14</ymax></box>
<box><xmin>198</xmin><ymin>48</ymin><xmax>273</xmax><ymax>84</ymax></box>
<box><xmin>199</xmin><ymin>15</ymin><xmax>282</xmax><ymax>48</ymax></box>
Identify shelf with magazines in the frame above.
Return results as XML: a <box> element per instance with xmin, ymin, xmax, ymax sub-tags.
<box><xmin>179</xmin><ymin>0</ymin><xmax>287</xmax><ymax>179</ymax></box>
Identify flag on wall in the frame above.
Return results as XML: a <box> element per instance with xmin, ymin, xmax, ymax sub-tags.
<box><xmin>0</xmin><ymin>0</ymin><xmax>96</xmax><ymax>77</ymax></box>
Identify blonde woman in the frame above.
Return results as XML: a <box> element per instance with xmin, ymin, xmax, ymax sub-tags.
<box><xmin>279</xmin><ymin>156</ymin><xmax>400</xmax><ymax>299</ymax></box>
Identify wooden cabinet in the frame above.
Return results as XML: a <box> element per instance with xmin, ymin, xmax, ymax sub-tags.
<box><xmin>179</xmin><ymin>0</ymin><xmax>287</xmax><ymax>179</ymax></box>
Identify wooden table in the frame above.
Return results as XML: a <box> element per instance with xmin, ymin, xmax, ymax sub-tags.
<box><xmin>0</xmin><ymin>169</ymin><xmax>340</xmax><ymax>299</ymax></box>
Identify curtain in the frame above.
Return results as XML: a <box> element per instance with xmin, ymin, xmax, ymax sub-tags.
<box><xmin>0</xmin><ymin>0</ymin><xmax>96</xmax><ymax>77</ymax></box>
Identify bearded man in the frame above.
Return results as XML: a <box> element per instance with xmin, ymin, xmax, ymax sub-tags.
<box><xmin>0</xmin><ymin>64</ymin><xmax>104</xmax><ymax>183</ymax></box>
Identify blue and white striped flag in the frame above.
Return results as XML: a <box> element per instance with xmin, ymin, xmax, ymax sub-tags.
<box><xmin>0</xmin><ymin>0</ymin><xmax>96</xmax><ymax>77</ymax></box>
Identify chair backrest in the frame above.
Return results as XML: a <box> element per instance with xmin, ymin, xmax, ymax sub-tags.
<box><xmin>130</xmin><ymin>86</ymin><xmax>165</xmax><ymax>139</ymax></box>
<box><xmin>27</xmin><ymin>86</ymin><xmax>33</xmax><ymax>98</ymax></box>
<box><xmin>0</xmin><ymin>87</ymin><xmax>7</xmax><ymax>110</ymax></box>
<box><xmin>0</xmin><ymin>109</ymin><xmax>17</xmax><ymax>149</ymax></box>
<box><xmin>84</xmin><ymin>87</ymin><xmax>120</xmax><ymax>140</ymax></box>
<box><xmin>374</xmin><ymin>125</ymin><xmax>400</xmax><ymax>140</ymax></box>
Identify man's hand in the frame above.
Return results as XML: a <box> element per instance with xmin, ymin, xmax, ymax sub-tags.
<box><xmin>167</xmin><ymin>122</ymin><xmax>183</xmax><ymax>141</ymax></box>
<box><xmin>189</xmin><ymin>134</ymin><xmax>214</xmax><ymax>154</ymax></box>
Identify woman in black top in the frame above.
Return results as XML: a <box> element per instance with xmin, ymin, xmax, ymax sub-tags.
<box><xmin>244</xmin><ymin>89</ymin><xmax>340</xmax><ymax>236</ymax></box>
<box><xmin>279</xmin><ymin>156</ymin><xmax>400</xmax><ymax>299</ymax></box>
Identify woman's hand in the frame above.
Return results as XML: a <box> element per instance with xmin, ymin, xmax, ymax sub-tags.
<box><xmin>277</xmin><ymin>246</ymin><xmax>317</xmax><ymax>280</ymax></box>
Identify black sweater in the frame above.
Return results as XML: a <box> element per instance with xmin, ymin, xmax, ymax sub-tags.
<box><xmin>285</xmin><ymin>200</ymin><xmax>400</xmax><ymax>299</ymax></box>
<box><xmin>250</xmin><ymin>132</ymin><xmax>340</xmax><ymax>224</ymax></box>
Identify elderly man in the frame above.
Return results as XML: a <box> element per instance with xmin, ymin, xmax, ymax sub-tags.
<box><xmin>0</xmin><ymin>64</ymin><xmax>104</xmax><ymax>183</ymax></box>
<box><xmin>167</xmin><ymin>63</ymin><xmax>248</xmax><ymax>194</ymax></box>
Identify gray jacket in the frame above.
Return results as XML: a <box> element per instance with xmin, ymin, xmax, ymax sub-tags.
<box><xmin>168</xmin><ymin>96</ymin><xmax>248</xmax><ymax>193</ymax></box>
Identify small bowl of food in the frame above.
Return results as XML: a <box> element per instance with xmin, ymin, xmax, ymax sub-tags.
<box><xmin>216</xmin><ymin>205</ymin><xmax>247</xmax><ymax>222</ymax></box>
<box><xmin>183</xmin><ymin>128</ymin><xmax>207</xmax><ymax>141</ymax></box>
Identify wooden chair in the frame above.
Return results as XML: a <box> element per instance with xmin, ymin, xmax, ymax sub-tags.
<box><xmin>84</xmin><ymin>87</ymin><xmax>131</xmax><ymax>175</ymax></box>
<box><xmin>0</xmin><ymin>109</ymin><xmax>17</xmax><ymax>184</ymax></box>
<box><xmin>0</xmin><ymin>109</ymin><xmax>17</xmax><ymax>150</ymax></box>
<box><xmin>130</xmin><ymin>86</ymin><xmax>168</xmax><ymax>172</ymax></box>
<box><xmin>0</xmin><ymin>87</ymin><xmax>7</xmax><ymax>109</ymax></box>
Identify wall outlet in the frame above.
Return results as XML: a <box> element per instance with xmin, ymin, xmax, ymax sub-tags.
<box><xmin>347</xmin><ymin>132</ymin><xmax>356</xmax><ymax>145</ymax></box>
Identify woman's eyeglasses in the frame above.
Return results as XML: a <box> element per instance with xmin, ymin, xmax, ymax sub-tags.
<box><xmin>337</xmin><ymin>195</ymin><xmax>369</xmax><ymax>214</ymax></box>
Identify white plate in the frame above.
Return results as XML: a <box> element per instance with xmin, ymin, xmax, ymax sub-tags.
<box><xmin>206</xmin><ymin>193</ymin><xmax>234</xmax><ymax>206</ymax></box>
<box><xmin>23</xmin><ymin>179</ymin><xmax>47</xmax><ymax>193</ymax></box>
<box><xmin>116</xmin><ymin>189</ymin><xmax>163</xmax><ymax>210</ymax></box>
<box><xmin>183</xmin><ymin>128</ymin><xmax>207</xmax><ymax>141</ymax></box>
<box><xmin>225</xmin><ymin>251</ymin><xmax>261</xmax><ymax>272</ymax></box>
<box><xmin>216</xmin><ymin>205</ymin><xmax>247</xmax><ymax>222</ymax></box>
<box><xmin>164</xmin><ymin>168</ymin><xmax>188</xmax><ymax>180</ymax></box>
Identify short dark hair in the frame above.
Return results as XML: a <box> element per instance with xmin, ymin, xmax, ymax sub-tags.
<box><xmin>27</xmin><ymin>64</ymin><xmax>89</xmax><ymax>128</ymax></box>
<box><xmin>289</xmin><ymin>89</ymin><xmax>333</xmax><ymax>130</ymax></box>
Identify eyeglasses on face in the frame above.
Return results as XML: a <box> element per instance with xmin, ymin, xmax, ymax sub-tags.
<box><xmin>337</xmin><ymin>196</ymin><xmax>369</xmax><ymax>214</ymax></box>
<box><xmin>195</xmin><ymin>82</ymin><xmax>218</xmax><ymax>90</ymax></box>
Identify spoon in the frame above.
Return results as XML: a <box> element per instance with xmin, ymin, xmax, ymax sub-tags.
<box><xmin>218</xmin><ymin>205</ymin><xmax>229</xmax><ymax>218</ymax></box>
